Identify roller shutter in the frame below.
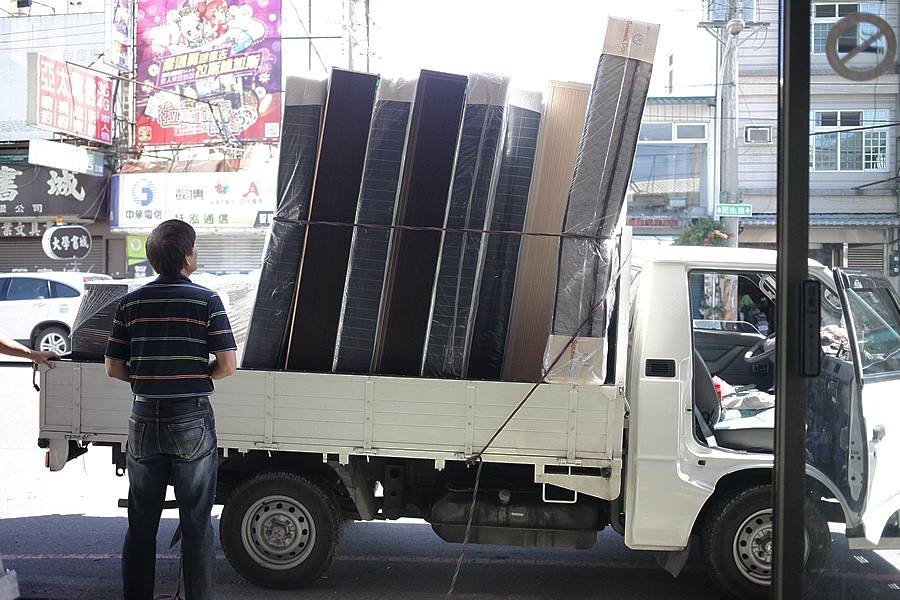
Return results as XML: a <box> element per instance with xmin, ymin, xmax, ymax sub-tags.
<box><xmin>0</xmin><ymin>237</ymin><xmax>105</xmax><ymax>274</ymax></box>
<box><xmin>195</xmin><ymin>234</ymin><xmax>266</xmax><ymax>274</ymax></box>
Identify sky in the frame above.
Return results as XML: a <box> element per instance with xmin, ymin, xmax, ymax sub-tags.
<box><xmin>366</xmin><ymin>0</ymin><xmax>719</xmax><ymax>96</ymax></box>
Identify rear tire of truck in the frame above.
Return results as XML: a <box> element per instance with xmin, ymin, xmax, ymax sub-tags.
<box><xmin>700</xmin><ymin>484</ymin><xmax>831</xmax><ymax>600</ymax></box>
<box><xmin>220</xmin><ymin>472</ymin><xmax>342</xmax><ymax>589</ymax></box>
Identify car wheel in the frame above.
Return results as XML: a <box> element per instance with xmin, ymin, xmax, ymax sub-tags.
<box><xmin>700</xmin><ymin>484</ymin><xmax>831</xmax><ymax>600</ymax></box>
<box><xmin>220</xmin><ymin>472</ymin><xmax>342</xmax><ymax>589</ymax></box>
<box><xmin>35</xmin><ymin>326</ymin><xmax>70</xmax><ymax>355</ymax></box>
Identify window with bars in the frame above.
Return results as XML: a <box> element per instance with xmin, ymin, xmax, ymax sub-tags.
<box><xmin>809</xmin><ymin>109</ymin><xmax>889</xmax><ymax>172</ymax></box>
<box><xmin>811</xmin><ymin>2</ymin><xmax>886</xmax><ymax>54</ymax></box>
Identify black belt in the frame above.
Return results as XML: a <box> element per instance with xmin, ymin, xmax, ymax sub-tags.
<box><xmin>134</xmin><ymin>395</ymin><xmax>209</xmax><ymax>404</ymax></box>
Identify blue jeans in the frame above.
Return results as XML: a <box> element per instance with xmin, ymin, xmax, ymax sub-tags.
<box><xmin>123</xmin><ymin>396</ymin><xmax>218</xmax><ymax>600</ymax></box>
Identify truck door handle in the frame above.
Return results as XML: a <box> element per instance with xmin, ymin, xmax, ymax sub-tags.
<box><xmin>873</xmin><ymin>425</ymin><xmax>886</xmax><ymax>443</ymax></box>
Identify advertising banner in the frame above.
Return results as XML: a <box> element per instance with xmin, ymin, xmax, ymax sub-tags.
<box><xmin>111</xmin><ymin>171</ymin><xmax>275</xmax><ymax>230</ymax></box>
<box><xmin>134</xmin><ymin>0</ymin><xmax>282</xmax><ymax>146</ymax></box>
<box><xmin>0</xmin><ymin>163</ymin><xmax>108</xmax><ymax>221</ymax></box>
<box><xmin>26</xmin><ymin>53</ymin><xmax>115</xmax><ymax>145</ymax></box>
<box><xmin>105</xmin><ymin>0</ymin><xmax>136</xmax><ymax>71</ymax></box>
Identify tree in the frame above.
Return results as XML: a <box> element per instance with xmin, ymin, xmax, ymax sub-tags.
<box><xmin>675</xmin><ymin>219</ymin><xmax>730</xmax><ymax>247</ymax></box>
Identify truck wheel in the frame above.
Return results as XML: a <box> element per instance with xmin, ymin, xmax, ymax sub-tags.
<box><xmin>700</xmin><ymin>484</ymin><xmax>831</xmax><ymax>600</ymax></box>
<box><xmin>220</xmin><ymin>472</ymin><xmax>342</xmax><ymax>589</ymax></box>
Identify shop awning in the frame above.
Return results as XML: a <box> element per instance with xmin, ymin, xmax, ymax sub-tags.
<box><xmin>742</xmin><ymin>213</ymin><xmax>900</xmax><ymax>228</ymax></box>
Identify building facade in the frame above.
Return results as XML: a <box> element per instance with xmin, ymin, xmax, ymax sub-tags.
<box><xmin>734</xmin><ymin>0</ymin><xmax>900</xmax><ymax>283</ymax></box>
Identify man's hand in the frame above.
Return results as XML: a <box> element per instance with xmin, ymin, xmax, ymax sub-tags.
<box><xmin>105</xmin><ymin>357</ymin><xmax>131</xmax><ymax>383</ymax></box>
<box><xmin>209</xmin><ymin>350</ymin><xmax>237</xmax><ymax>380</ymax></box>
<box><xmin>29</xmin><ymin>350</ymin><xmax>59</xmax><ymax>368</ymax></box>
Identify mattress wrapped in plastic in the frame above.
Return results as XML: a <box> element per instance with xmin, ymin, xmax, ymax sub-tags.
<box><xmin>242</xmin><ymin>77</ymin><xmax>326</xmax><ymax>370</ymax></box>
<box><xmin>71</xmin><ymin>279</ymin><xmax>149</xmax><ymax>361</ymax></box>
<box><xmin>546</xmin><ymin>18</ymin><xmax>658</xmax><ymax>385</ymax></box>
<box><xmin>467</xmin><ymin>90</ymin><xmax>544</xmax><ymax>380</ymax></box>
<box><xmin>423</xmin><ymin>73</ymin><xmax>508</xmax><ymax>378</ymax></box>
<box><xmin>71</xmin><ymin>273</ymin><xmax>257</xmax><ymax>363</ymax></box>
<box><xmin>334</xmin><ymin>77</ymin><xmax>417</xmax><ymax>374</ymax></box>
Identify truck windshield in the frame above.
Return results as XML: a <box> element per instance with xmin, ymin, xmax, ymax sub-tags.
<box><xmin>845</xmin><ymin>285</ymin><xmax>900</xmax><ymax>376</ymax></box>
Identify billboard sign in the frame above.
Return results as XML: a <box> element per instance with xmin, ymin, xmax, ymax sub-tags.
<box><xmin>111</xmin><ymin>170</ymin><xmax>275</xmax><ymax>230</ymax></box>
<box><xmin>28</xmin><ymin>139</ymin><xmax>107</xmax><ymax>176</ymax></box>
<box><xmin>105</xmin><ymin>0</ymin><xmax>136</xmax><ymax>71</ymax></box>
<box><xmin>134</xmin><ymin>0</ymin><xmax>282</xmax><ymax>146</ymax></box>
<box><xmin>0</xmin><ymin>163</ymin><xmax>108</xmax><ymax>221</ymax></box>
<box><xmin>26</xmin><ymin>53</ymin><xmax>115</xmax><ymax>145</ymax></box>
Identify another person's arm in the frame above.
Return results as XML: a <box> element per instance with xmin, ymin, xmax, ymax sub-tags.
<box><xmin>0</xmin><ymin>333</ymin><xmax>57</xmax><ymax>367</ymax></box>
<box><xmin>104</xmin><ymin>300</ymin><xmax>132</xmax><ymax>383</ymax></box>
<box><xmin>207</xmin><ymin>293</ymin><xmax>237</xmax><ymax>380</ymax></box>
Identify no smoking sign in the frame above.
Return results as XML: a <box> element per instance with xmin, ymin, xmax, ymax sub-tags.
<box><xmin>826</xmin><ymin>13</ymin><xmax>897</xmax><ymax>81</ymax></box>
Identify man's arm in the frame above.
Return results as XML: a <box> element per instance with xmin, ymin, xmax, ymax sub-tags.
<box><xmin>209</xmin><ymin>350</ymin><xmax>237</xmax><ymax>380</ymax></box>
<box><xmin>0</xmin><ymin>333</ymin><xmax>57</xmax><ymax>367</ymax></box>
<box><xmin>105</xmin><ymin>358</ymin><xmax>131</xmax><ymax>382</ymax></box>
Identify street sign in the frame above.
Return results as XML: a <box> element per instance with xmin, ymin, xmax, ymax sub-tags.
<box><xmin>715</xmin><ymin>203</ymin><xmax>753</xmax><ymax>217</ymax></box>
<box><xmin>42</xmin><ymin>225</ymin><xmax>92</xmax><ymax>260</ymax></box>
<box><xmin>826</xmin><ymin>13</ymin><xmax>897</xmax><ymax>82</ymax></box>
<box><xmin>28</xmin><ymin>139</ymin><xmax>106</xmax><ymax>177</ymax></box>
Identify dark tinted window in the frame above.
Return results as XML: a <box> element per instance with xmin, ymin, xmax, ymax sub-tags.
<box><xmin>51</xmin><ymin>281</ymin><xmax>80</xmax><ymax>298</ymax></box>
<box><xmin>5</xmin><ymin>278</ymin><xmax>50</xmax><ymax>301</ymax></box>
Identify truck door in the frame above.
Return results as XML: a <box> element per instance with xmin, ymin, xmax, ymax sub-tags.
<box><xmin>833</xmin><ymin>269</ymin><xmax>900</xmax><ymax>543</ymax></box>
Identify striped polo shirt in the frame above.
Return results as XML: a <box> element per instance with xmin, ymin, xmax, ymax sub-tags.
<box><xmin>105</xmin><ymin>274</ymin><xmax>237</xmax><ymax>399</ymax></box>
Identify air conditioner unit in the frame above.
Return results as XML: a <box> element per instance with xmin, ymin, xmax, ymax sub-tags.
<box><xmin>744</xmin><ymin>125</ymin><xmax>773</xmax><ymax>144</ymax></box>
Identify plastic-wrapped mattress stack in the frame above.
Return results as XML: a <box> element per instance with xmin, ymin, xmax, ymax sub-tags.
<box><xmin>546</xmin><ymin>18</ymin><xmax>659</xmax><ymax>384</ymax></box>
<box><xmin>242</xmin><ymin>77</ymin><xmax>326</xmax><ymax>370</ymax></box>
<box><xmin>334</xmin><ymin>77</ymin><xmax>417</xmax><ymax>374</ymax></box>
<box><xmin>71</xmin><ymin>279</ymin><xmax>149</xmax><ymax>360</ymax></box>
<box><xmin>422</xmin><ymin>74</ymin><xmax>509</xmax><ymax>379</ymax></box>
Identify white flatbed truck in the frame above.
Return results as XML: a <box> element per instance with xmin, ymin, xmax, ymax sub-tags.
<box><xmin>36</xmin><ymin>236</ymin><xmax>900</xmax><ymax>599</ymax></box>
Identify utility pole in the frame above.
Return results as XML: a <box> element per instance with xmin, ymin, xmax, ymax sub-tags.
<box><xmin>701</xmin><ymin>0</ymin><xmax>768</xmax><ymax>318</ymax></box>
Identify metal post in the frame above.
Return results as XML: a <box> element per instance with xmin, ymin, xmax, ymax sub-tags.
<box><xmin>772</xmin><ymin>0</ymin><xmax>810</xmax><ymax>599</ymax></box>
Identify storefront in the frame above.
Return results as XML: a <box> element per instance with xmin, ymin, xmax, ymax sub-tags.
<box><xmin>110</xmin><ymin>169</ymin><xmax>275</xmax><ymax>275</ymax></box>
<box><xmin>0</xmin><ymin>163</ymin><xmax>115</xmax><ymax>274</ymax></box>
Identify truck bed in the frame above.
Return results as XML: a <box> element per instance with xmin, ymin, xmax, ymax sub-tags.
<box><xmin>39</xmin><ymin>362</ymin><xmax>626</xmax><ymax>499</ymax></box>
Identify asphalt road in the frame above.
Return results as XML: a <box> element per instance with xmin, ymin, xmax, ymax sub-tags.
<box><xmin>3</xmin><ymin>363</ymin><xmax>900</xmax><ymax>599</ymax></box>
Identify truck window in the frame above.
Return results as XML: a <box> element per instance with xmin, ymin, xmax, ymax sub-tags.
<box><xmin>845</xmin><ymin>286</ymin><xmax>900</xmax><ymax>375</ymax></box>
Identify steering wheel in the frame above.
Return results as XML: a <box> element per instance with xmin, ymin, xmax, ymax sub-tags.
<box><xmin>744</xmin><ymin>332</ymin><xmax>777</xmax><ymax>364</ymax></box>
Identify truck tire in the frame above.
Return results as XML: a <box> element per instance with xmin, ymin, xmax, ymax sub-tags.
<box><xmin>700</xmin><ymin>484</ymin><xmax>831</xmax><ymax>600</ymax></box>
<box><xmin>220</xmin><ymin>472</ymin><xmax>342</xmax><ymax>589</ymax></box>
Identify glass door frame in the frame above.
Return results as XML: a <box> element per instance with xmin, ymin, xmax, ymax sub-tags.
<box><xmin>773</xmin><ymin>0</ymin><xmax>811</xmax><ymax>598</ymax></box>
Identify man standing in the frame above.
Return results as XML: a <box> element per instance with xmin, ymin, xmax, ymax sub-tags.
<box><xmin>105</xmin><ymin>220</ymin><xmax>236</xmax><ymax>600</ymax></box>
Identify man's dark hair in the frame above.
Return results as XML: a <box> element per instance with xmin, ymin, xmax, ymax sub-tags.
<box><xmin>146</xmin><ymin>220</ymin><xmax>196</xmax><ymax>276</ymax></box>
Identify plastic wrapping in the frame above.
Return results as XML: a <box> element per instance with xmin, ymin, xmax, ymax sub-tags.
<box><xmin>285</xmin><ymin>68</ymin><xmax>380</xmax><ymax>372</ymax></box>
<box><xmin>242</xmin><ymin>77</ymin><xmax>326</xmax><ymax>370</ymax></box>
<box><xmin>71</xmin><ymin>273</ymin><xmax>257</xmax><ymax>363</ymax></box>
<box><xmin>71</xmin><ymin>279</ymin><xmax>149</xmax><ymax>360</ymax></box>
<box><xmin>546</xmin><ymin>17</ymin><xmax>658</xmax><ymax>385</ymax></box>
<box><xmin>373</xmin><ymin>69</ymin><xmax>469</xmax><ymax>377</ymax></box>
<box><xmin>423</xmin><ymin>73</ymin><xmax>509</xmax><ymax>378</ymax></box>
<box><xmin>467</xmin><ymin>89</ymin><xmax>544</xmax><ymax>380</ymax></box>
<box><xmin>334</xmin><ymin>77</ymin><xmax>417</xmax><ymax>374</ymax></box>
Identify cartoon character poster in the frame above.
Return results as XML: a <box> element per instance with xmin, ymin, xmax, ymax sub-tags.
<box><xmin>135</xmin><ymin>0</ymin><xmax>281</xmax><ymax>146</ymax></box>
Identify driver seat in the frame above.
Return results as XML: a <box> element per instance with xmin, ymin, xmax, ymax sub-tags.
<box><xmin>693</xmin><ymin>350</ymin><xmax>774</xmax><ymax>453</ymax></box>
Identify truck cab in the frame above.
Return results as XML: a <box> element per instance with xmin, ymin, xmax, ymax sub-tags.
<box><xmin>627</xmin><ymin>247</ymin><xmax>900</xmax><ymax>597</ymax></box>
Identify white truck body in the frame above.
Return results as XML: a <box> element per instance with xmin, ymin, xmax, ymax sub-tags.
<box><xmin>35</xmin><ymin>234</ymin><xmax>900</xmax><ymax>599</ymax></box>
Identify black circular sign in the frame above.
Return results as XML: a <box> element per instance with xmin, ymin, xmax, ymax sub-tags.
<box><xmin>42</xmin><ymin>225</ymin><xmax>92</xmax><ymax>260</ymax></box>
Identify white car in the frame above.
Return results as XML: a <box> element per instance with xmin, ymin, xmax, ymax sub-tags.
<box><xmin>0</xmin><ymin>272</ymin><xmax>112</xmax><ymax>356</ymax></box>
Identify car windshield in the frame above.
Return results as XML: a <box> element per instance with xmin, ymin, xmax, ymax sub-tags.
<box><xmin>844</xmin><ymin>283</ymin><xmax>900</xmax><ymax>376</ymax></box>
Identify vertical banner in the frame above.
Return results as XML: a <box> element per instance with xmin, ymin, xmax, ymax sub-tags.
<box><xmin>106</xmin><ymin>0</ymin><xmax>136</xmax><ymax>72</ymax></box>
<box><xmin>134</xmin><ymin>0</ymin><xmax>282</xmax><ymax>146</ymax></box>
<box><xmin>126</xmin><ymin>234</ymin><xmax>154</xmax><ymax>277</ymax></box>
